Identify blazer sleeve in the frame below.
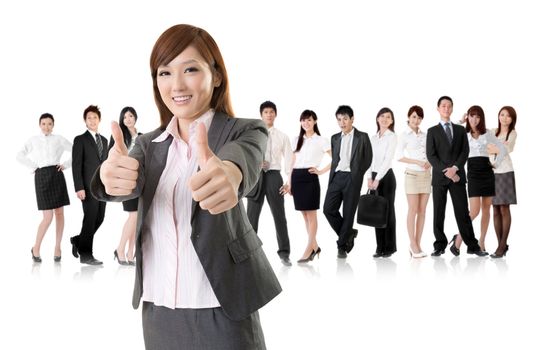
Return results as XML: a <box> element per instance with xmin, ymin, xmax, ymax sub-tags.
<box><xmin>454</xmin><ymin>128</ymin><xmax>469</xmax><ymax>170</ymax></box>
<box><xmin>426</xmin><ymin>128</ymin><xmax>447</xmax><ymax>170</ymax></box>
<box><xmin>215</xmin><ymin>119</ymin><xmax>268</xmax><ymax>200</ymax></box>
<box><xmin>362</xmin><ymin>132</ymin><xmax>373</xmax><ymax>174</ymax></box>
<box><xmin>72</xmin><ymin>136</ymin><xmax>85</xmax><ymax>192</ymax></box>
<box><xmin>90</xmin><ymin>133</ymin><xmax>147</xmax><ymax>202</ymax></box>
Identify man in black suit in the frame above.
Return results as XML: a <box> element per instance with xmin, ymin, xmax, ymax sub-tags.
<box><xmin>323</xmin><ymin>105</ymin><xmax>372</xmax><ymax>258</ymax></box>
<box><xmin>71</xmin><ymin>105</ymin><xmax>108</xmax><ymax>265</ymax></box>
<box><xmin>426</xmin><ymin>96</ymin><xmax>488</xmax><ymax>257</ymax></box>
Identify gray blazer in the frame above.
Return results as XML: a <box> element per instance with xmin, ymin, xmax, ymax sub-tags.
<box><xmin>91</xmin><ymin>112</ymin><xmax>282</xmax><ymax>321</ymax></box>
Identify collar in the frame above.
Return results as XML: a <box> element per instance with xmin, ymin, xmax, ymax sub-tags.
<box><xmin>404</xmin><ymin>126</ymin><xmax>423</xmax><ymax>135</ymax></box>
<box><xmin>153</xmin><ymin>109</ymin><xmax>215</xmax><ymax>143</ymax></box>
<box><xmin>88</xmin><ymin>129</ymin><xmax>99</xmax><ymax>138</ymax></box>
<box><xmin>341</xmin><ymin>128</ymin><xmax>355</xmax><ymax>137</ymax></box>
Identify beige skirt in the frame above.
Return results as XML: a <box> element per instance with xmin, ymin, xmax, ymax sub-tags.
<box><xmin>404</xmin><ymin>170</ymin><xmax>432</xmax><ymax>194</ymax></box>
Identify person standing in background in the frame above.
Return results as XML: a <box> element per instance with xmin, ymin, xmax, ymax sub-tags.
<box><xmin>17</xmin><ymin>113</ymin><xmax>72</xmax><ymax>262</ymax></box>
<box><xmin>246</xmin><ymin>101</ymin><xmax>293</xmax><ymax>266</ymax></box>
<box><xmin>323</xmin><ymin>105</ymin><xmax>372</xmax><ymax>259</ymax></box>
<box><xmin>110</xmin><ymin>106</ymin><xmax>142</xmax><ymax>265</ymax></box>
<box><xmin>396</xmin><ymin>105</ymin><xmax>431</xmax><ymax>258</ymax></box>
<box><xmin>71</xmin><ymin>105</ymin><xmax>108</xmax><ymax>265</ymax></box>
<box><xmin>367</xmin><ymin>107</ymin><xmax>398</xmax><ymax>258</ymax></box>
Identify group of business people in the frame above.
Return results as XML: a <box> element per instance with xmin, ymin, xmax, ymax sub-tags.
<box><xmin>248</xmin><ymin>96</ymin><xmax>518</xmax><ymax>266</ymax></box>
<box><xmin>18</xmin><ymin>105</ymin><xmax>142</xmax><ymax>266</ymax></box>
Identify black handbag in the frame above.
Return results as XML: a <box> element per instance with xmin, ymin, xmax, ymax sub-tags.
<box><xmin>357</xmin><ymin>190</ymin><xmax>388</xmax><ymax>228</ymax></box>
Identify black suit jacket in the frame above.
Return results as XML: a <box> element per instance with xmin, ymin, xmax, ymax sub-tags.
<box><xmin>328</xmin><ymin>128</ymin><xmax>373</xmax><ymax>191</ymax></box>
<box><xmin>91</xmin><ymin>112</ymin><xmax>282</xmax><ymax>321</ymax></box>
<box><xmin>72</xmin><ymin>130</ymin><xmax>108</xmax><ymax>192</ymax></box>
<box><xmin>426</xmin><ymin>122</ymin><xmax>469</xmax><ymax>186</ymax></box>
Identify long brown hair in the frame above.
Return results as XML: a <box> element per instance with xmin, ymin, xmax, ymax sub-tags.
<box><xmin>150</xmin><ymin>24</ymin><xmax>234</xmax><ymax>128</ymax></box>
<box><xmin>296</xmin><ymin>110</ymin><xmax>320</xmax><ymax>152</ymax></box>
<box><xmin>465</xmin><ymin>105</ymin><xmax>486</xmax><ymax>135</ymax></box>
<box><xmin>496</xmin><ymin>106</ymin><xmax>517</xmax><ymax>141</ymax></box>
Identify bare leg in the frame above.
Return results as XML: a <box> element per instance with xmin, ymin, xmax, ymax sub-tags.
<box><xmin>479</xmin><ymin>196</ymin><xmax>492</xmax><ymax>250</ymax></box>
<box><xmin>406</xmin><ymin>194</ymin><xmax>419</xmax><ymax>253</ymax></box>
<box><xmin>415</xmin><ymin>193</ymin><xmax>430</xmax><ymax>252</ymax></box>
<box><xmin>117</xmin><ymin>212</ymin><xmax>137</xmax><ymax>262</ymax></box>
<box><xmin>53</xmin><ymin>207</ymin><xmax>64</xmax><ymax>257</ymax></box>
<box><xmin>299</xmin><ymin>210</ymin><xmax>318</xmax><ymax>259</ymax></box>
<box><xmin>33</xmin><ymin>210</ymin><xmax>54</xmax><ymax>256</ymax></box>
<box><xmin>125</xmin><ymin>212</ymin><xmax>138</xmax><ymax>261</ymax></box>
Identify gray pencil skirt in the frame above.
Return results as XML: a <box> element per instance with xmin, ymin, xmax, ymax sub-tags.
<box><xmin>142</xmin><ymin>302</ymin><xmax>266</xmax><ymax>350</ymax></box>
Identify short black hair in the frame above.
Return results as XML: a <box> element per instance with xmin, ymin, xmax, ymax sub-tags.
<box><xmin>83</xmin><ymin>105</ymin><xmax>101</xmax><ymax>120</ymax></box>
<box><xmin>260</xmin><ymin>101</ymin><xmax>277</xmax><ymax>114</ymax></box>
<box><xmin>437</xmin><ymin>96</ymin><xmax>453</xmax><ymax>107</ymax></box>
<box><xmin>39</xmin><ymin>113</ymin><xmax>54</xmax><ymax>124</ymax></box>
<box><xmin>335</xmin><ymin>105</ymin><xmax>354</xmax><ymax>118</ymax></box>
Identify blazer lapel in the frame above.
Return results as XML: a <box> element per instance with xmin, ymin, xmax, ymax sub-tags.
<box><xmin>85</xmin><ymin>130</ymin><xmax>102</xmax><ymax>159</ymax></box>
<box><xmin>350</xmin><ymin>129</ymin><xmax>360</xmax><ymax>163</ymax></box>
<box><xmin>332</xmin><ymin>133</ymin><xmax>341</xmax><ymax>164</ymax></box>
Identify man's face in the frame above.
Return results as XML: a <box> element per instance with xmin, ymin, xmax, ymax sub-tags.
<box><xmin>336</xmin><ymin>114</ymin><xmax>354</xmax><ymax>134</ymax></box>
<box><xmin>261</xmin><ymin>107</ymin><xmax>276</xmax><ymax>127</ymax></box>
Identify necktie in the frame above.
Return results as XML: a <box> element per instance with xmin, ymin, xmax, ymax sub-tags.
<box><xmin>444</xmin><ymin>123</ymin><xmax>453</xmax><ymax>144</ymax></box>
<box><xmin>95</xmin><ymin>133</ymin><xmax>103</xmax><ymax>155</ymax></box>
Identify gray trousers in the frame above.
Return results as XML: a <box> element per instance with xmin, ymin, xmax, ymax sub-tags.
<box><xmin>142</xmin><ymin>302</ymin><xmax>266</xmax><ymax>350</ymax></box>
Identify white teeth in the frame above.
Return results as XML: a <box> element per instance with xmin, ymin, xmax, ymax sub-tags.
<box><xmin>173</xmin><ymin>96</ymin><xmax>191</xmax><ymax>102</ymax></box>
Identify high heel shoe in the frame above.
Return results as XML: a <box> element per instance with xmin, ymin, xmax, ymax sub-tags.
<box><xmin>54</xmin><ymin>255</ymin><xmax>61</xmax><ymax>262</ymax></box>
<box><xmin>449</xmin><ymin>234</ymin><xmax>460</xmax><ymax>256</ymax></box>
<box><xmin>297</xmin><ymin>247</ymin><xmax>321</xmax><ymax>263</ymax></box>
<box><xmin>114</xmin><ymin>250</ymin><xmax>128</xmax><ymax>265</ymax></box>
<box><xmin>31</xmin><ymin>248</ymin><xmax>42</xmax><ymax>263</ymax></box>
<box><xmin>490</xmin><ymin>245</ymin><xmax>509</xmax><ymax>259</ymax></box>
<box><xmin>409</xmin><ymin>247</ymin><xmax>425</xmax><ymax>258</ymax></box>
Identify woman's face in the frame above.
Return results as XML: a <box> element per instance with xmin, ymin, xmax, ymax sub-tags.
<box><xmin>300</xmin><ymin>116</ymin><xmax>316</xmax><ymax>132</ymax></box>
<box><xmin>39</xmin><ymin>118</ymin><xmax>54</xmax><ymax>135</ymax></box>
<box><xmin>123</xmin><ymin>111</ymin><xmax>136</xmax><ymax>128</ymax></box>
<box><xmin>407</xmin><ymin>111</ymin><xmax>422</xmax><ymax>129</ymax></box>
<box><xmin>468</xmin><ymin>114</ymin><xmax>481</xmax><ymax>130</ymax></box>
<box><xmin>377</xmin><ymin>112</ymin><xmax>393</xmax><ymax>131</ymax></box>
<box><xmin>156</xmin><ymin>45</ymin><xmax>220</xmax><ymax>123</ymax></box>
<box><xmin>499</xmin><ymin>109</ymin><xmax>513</xmax><ymax>128</ymax></box>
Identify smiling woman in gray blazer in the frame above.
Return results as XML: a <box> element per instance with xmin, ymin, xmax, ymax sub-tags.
<box><xmin>91</xmin><ymin>24</ymin><xmax>281</xmax><ymax>350</ymax></box>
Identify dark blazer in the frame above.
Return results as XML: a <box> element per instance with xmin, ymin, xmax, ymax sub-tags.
<box><xmin>328</xmin><ymin>128</ymin><xmax>373</xmax><ymax>190</ymax></box>
<box><xmin>426</xmin><ymin>122</ymin><xmax>469</xmax><ymax>186</ymax></box>
<box><xmin>72</xmin><ymin>130</ymin><xmax>108</xmax><ymax>192</ymax></box>
<box><xmin>91</xmin><ymin>112</ymin><xmax>282</xmax><ymax>321</ymax></box>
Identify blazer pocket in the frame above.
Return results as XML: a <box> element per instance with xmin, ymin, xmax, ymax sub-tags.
<box><xmin>228</xmin><ymin>229</ymin><xmax>263</xmax><ymax>264</ymax></box>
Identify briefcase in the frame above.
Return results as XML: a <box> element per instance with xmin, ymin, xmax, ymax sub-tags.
<box><xmin>357</xmin><ymin>190</ymin><xmax>388</xmax><ymax>228</ymax></box>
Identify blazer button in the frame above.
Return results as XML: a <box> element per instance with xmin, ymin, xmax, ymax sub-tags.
<box><xmin>194</xmin><ymin>233</ymin><xmax>200</xmax><ymax>239</ymax></box>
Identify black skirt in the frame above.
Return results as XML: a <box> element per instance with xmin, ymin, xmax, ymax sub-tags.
<box><xmin>34</xmin><ymin>166</ymin><xmax>70</xmax><ymax>210</ymax></box>
<box><xmin>122</xmin><ymin>197</ymin><xmax>139</xmax><ymax>212</ymax></box>
<box><xmin>291</xmin><ymin>168</ymin><xmax>320</xmax><ymax>211</ymax></box>
<box><xmin>467</xmin><ymin>157</ymin><xmax>495</xmax><ymax>197</ymax></box>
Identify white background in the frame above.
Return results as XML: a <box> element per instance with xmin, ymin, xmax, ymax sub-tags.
<box><xmin>1</xmin><ymin>0</ymin><xmax>545</xmax><ymax>349</ymax></box>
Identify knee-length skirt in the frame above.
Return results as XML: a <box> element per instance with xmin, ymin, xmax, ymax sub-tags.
<box><xmin>34</xmin><ymin>165</ymin><xmax>70</xmax><ymax>210</ymax></box>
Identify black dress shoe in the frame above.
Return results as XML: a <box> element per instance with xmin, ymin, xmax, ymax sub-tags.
<box><xmin>467</xmin><ymin>249</ymin><xmax>488</xmax><ymax>257</ymax></box>
<box><xmin>280</xmin><ymin>256</ymin><xmax>292</xmax><ymax>266</ymax></box>
<box><xmin>70</xmin><ymin>237</ymin><xmax>79</xmax><ymax>258</ymax></box>
<box><xmin>80</xmin><ymin>256</ymin><xmax>103</xmax><ymax>265</ymax></box>
<box><xmin>372</xmin><ymin>251</ymin><xmax>383</xmax><ymax>258</ymax></box>
<box><xmin>448</xmin><ymin>235</ymin><xmax>460</xmax><ymax>256</ymax></box>
<box><xmin>382</xmin><ymin>251</ymin><xmax>395</xmax><ymax>258</ymax></box>
<box><xmin>431</xmin><ymin>249</ymin><xmax>445</xmax><ymax>257</ymax></box>
<box><xmin>347</xmin><ymin>229</ymin><xmax>358</xmax><ymax>252</ymax></box>
<box><xmin>337</xmin><ymin>248</ymin><xmax>347</xmax><ymax>259</ymax></box>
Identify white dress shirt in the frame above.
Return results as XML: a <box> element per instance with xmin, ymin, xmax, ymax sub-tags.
<box><xmin>335</xmin><ymin>128</ymin><xmax>354</xmax><ymax>172</ymax></box>
<box><xmin>265</xmin><ymin>127</ymin><xmax>293</xmax><ymax>176</ymax></box>
<box><xmin>396</xmin><ymin>126</ymin><xmax>427</xmax><ymax>172</ymax></box>
<box><xmin>467</xmin><ymin>129</ymin><xmax>507</xmax><ymax>169</ymax></box>
<box><xmin>491</xmin><ymin>129</ymin><xmax>517</xmax><ymax>174</ymax></box>
<box><xmin>142</xmin><ymin>109</ymin><xmax>220</xmax><ymax>310</ymax></box>
<box><xmin>17</xmin><ymin>133</ymin><xmax>72</xmax><ymax>171</ymax></box>
<box><xmin>366</xmin><ymin>129</ymin><xmax>397</xmax><ymax>181</ymax></box>
<box><xmin>292</xmin><ymin>133</ymin><xmax>330</xmax><ymax>169</ymax></box>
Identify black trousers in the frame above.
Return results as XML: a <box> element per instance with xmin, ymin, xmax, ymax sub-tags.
<box><xmin>323</xmin><ymin>171</ymin><xmax>361</xmax><ymax>251</ymax></box>
<box><xmin>432</xmin><ymin>181</ymin><xmax>480</xmax><ymax>252</ymax></box>
<box><xmin>74</xmin><ymin>190</ymin><xmax>106</xmax><ymax>257</ymax></box>
<box><xmin>374</xmin><ymin>170</ymin><xmax>397</xmax><ymax>254</ymax></box>
<box><xmin>246</xmin><ymin>170</ymin><xmax>290</xmax><ymax>258</ymax></box>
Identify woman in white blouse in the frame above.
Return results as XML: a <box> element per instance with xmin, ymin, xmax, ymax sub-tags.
<box><xmin>367</xmin><ymin>107</ymin><xmax>398</xmax><ymax>258</ymax></box>
<box><xmin>451</xmin><ymin>105</ymin><xmax>507</xmax><ymax>255</ymax></box>
<box><xmin>108</xmin><ymin>106</ymin><xmax>142</xmax><ymax>265</ymax></box>
<box><xmin>17</xmin><ymin>113</ymin><xmax>72</xmax><ymax>262</ymax></box>
<box><xmin>489</xmin><ymin>106</ymin><xmax>517</xmax><ymax>258</ymax></box>
<box><xmin>283</xmin><ymin>110</ymin><xmax>331</xmax><ymax>263</ymax></box>
<box><xmin>396</xmin><ymin>106</ymin><xmax>431</xmax><ymax>258</ymax></box>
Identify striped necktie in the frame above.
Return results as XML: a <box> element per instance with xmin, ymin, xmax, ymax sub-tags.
<box><xmin>95</xmin><ymin>133</ymin><xmax>103</xmax><ymax>155</ymax></box>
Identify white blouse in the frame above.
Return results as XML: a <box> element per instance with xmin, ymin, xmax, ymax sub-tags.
<box><xmin>366</xmin><ymin>129</ymin><xmax>397</xmax><ymax>181</ymax></box>
<box><xmin>490</xmin><ymin>129</ymin><xmax>517</xmax><ymax>174</ymax></box>
<box><xmin>467</xmin><ymin>130</ymin><xmax>507</xmax><ymax>169</ymax></box>
<box><xmin>292</xmin><ymin>133</ymin><xmax>330</xmax><ymax>169</ymax></box>
<box><xmin>17</xmin><ymin>133</ymin><xmax>72</xmax><ymax>171</ymax></box>
<box><xmin>396</xmin><ymin>126</ymin><xmax>427</xmax><ymax>172</ymax></box>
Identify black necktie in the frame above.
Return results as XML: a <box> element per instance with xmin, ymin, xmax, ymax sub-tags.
<box><xmin>95</xmin><ymin>133</ymin><xmax>103</xmax><ymax>155</ymax></box>
<box><xmin>444</xmin><ymin>123</ymin><xmax>453</xmax><ymax>144</ymax></box>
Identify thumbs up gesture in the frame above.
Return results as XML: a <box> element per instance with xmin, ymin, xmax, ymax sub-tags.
<box><xmin>188</xmin><ymin>123</ymin><xmax>243</xmax><ymax>214</ymax></box>
<box><xmin>100</xmin><ymin>121</ymin><xmax>139</xmax><ymax>196</ymax></box>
